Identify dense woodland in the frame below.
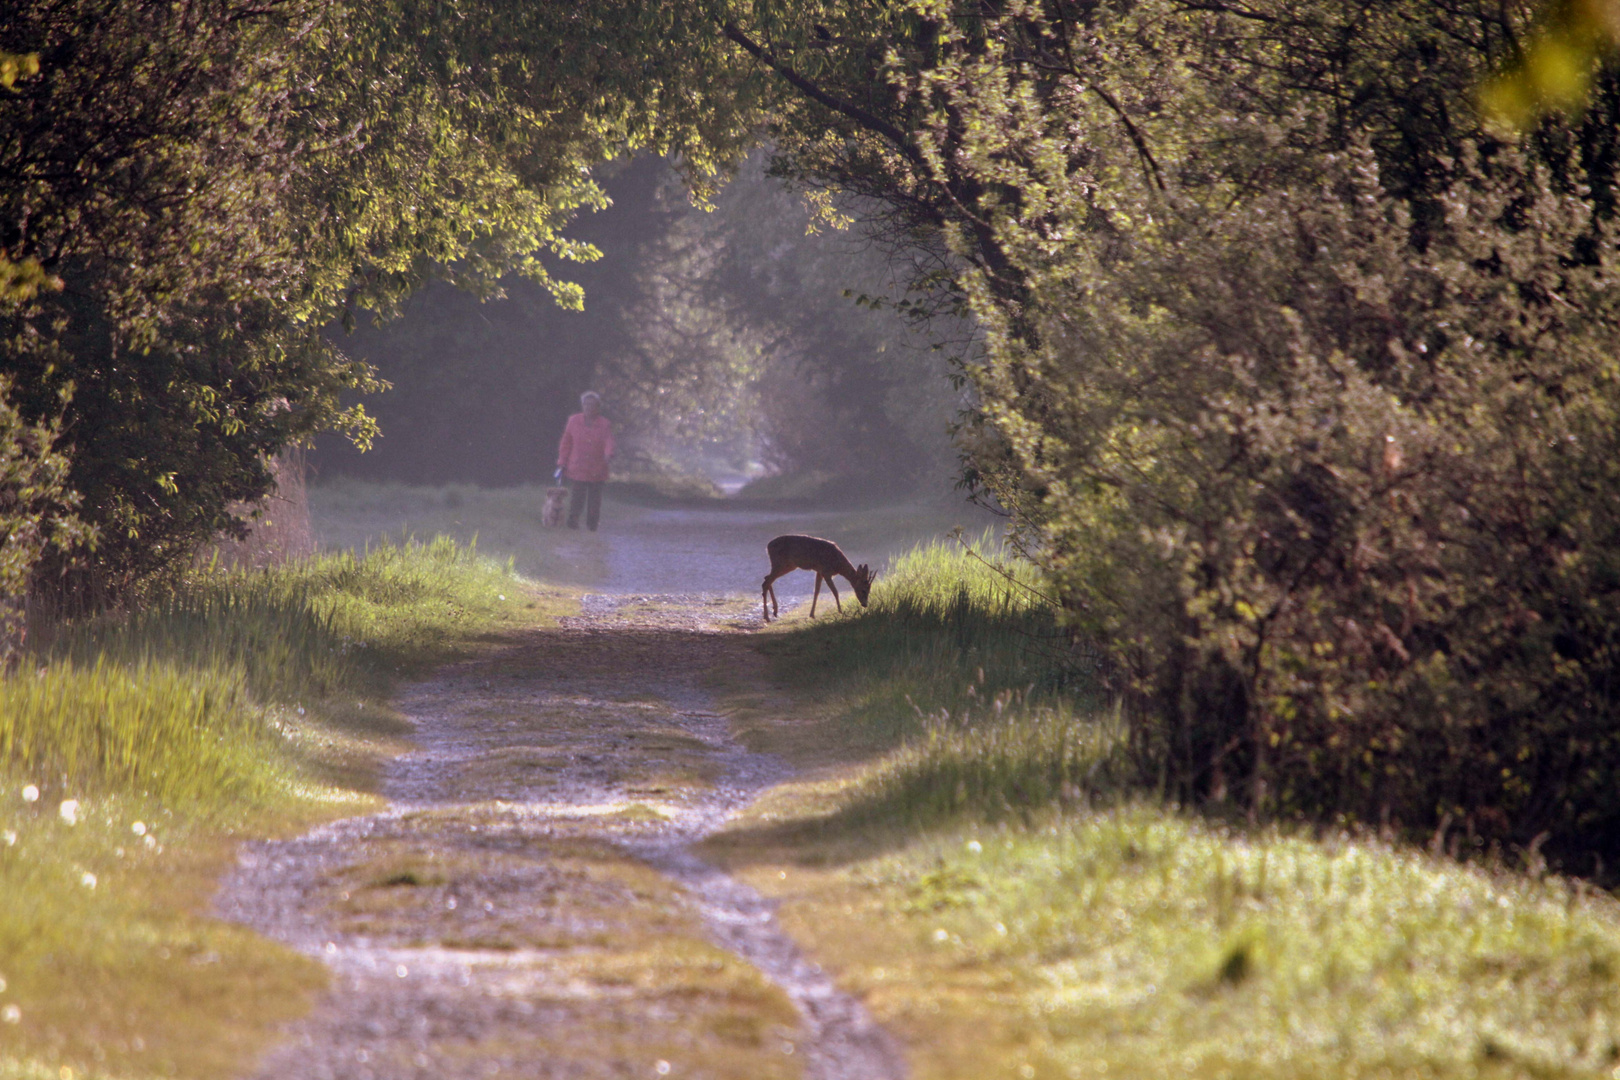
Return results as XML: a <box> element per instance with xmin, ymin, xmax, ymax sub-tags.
<box><xmin>5</xmin><ymin>0</ymin><xmax>1620</xmax><ymax>864</ymax></box>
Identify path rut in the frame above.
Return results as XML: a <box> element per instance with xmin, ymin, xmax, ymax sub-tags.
<box><xmin>220</xmin><ymin>594</ymin><xmax>905</xmax><ymax>1080</ymax></box>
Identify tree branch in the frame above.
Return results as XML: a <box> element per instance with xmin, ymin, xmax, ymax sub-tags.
<box><xmin>720</xmin><ymin>21</ymin><xmax>925</xmax><ymax>168</ymax></box>
<box><xmin>1171</xmin><ymin>1</ymin><xmax>1280</xmax><ymax>23</ymax></box>
<box><xmin>1086</xmin><ymin>81</ymin><xmax>1167</xmax><ymax>192</ymax></box>
<box><xmin>1047</xmin><ymin>13</ymin><xmax>1167</xmax><ymax>192</ymax></box>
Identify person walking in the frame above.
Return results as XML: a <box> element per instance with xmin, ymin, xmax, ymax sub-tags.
<box><xmin>556</xmin><ymin>391</ymin><xmax>615</xmax><ymax>531</ymax></box>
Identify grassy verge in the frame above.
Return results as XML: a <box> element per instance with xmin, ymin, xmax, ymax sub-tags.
<box><xmin>710</xmin><ymin>536</ymin><xmax>1620</xmax><ymax>1079</ymax></box>
<box><xmin>730</xmin><ymin>532</ymin><xmax>1095</xmax><ymax>768</ymax></box>
<box><xmin>0</xmin><ymin>537</ymin><xmax>571</xmax><ymax>1080</ymax></box>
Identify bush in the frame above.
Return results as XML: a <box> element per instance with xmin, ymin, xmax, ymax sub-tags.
<box><xmin>0</xmin><ymin>376</ymin><xmax>85</xmax><ymax>654</ymax></box>
<box><xmin>921</xmin><ymin>11</ymin><xmax>1620</xmax><ymax>866</ymax></box>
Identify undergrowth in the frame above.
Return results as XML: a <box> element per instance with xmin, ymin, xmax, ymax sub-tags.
<box><xmin>0</xmin><ymin>536</ymin><xmax>558</xmax><ymax>1080</ymax></box>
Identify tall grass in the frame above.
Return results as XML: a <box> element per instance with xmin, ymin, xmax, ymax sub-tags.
<box><xmin>836</xmin><ymin>698</ymin><xmax>1132</xmax><ymax>831</ymax></box>
<box><xmin>0</xmin><ymin>535</ymin><xmax>543</xmax><ymax>1080</ymax></box>
<box><xmin>7</xmin><ymin>535</ymin><xmax>524</xmax><ymax>814</ymax></box>
<box><xmin>760</xmin><ymin>531</ymin><xmax>1130</xmax><ymax>828</ymax></box>
<box><xmin>0</xmin><ymin>658</ymin><xmax>272</xmax><ymax>807</ymax></box>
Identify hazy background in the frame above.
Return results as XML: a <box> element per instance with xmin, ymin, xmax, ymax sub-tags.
<box><xmin>310</xmin><ymin>155</ymin><xmax>971</xmax><ymax>503</ymax></box>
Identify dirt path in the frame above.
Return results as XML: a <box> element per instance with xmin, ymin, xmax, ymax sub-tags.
<box><xmin>219</xmin><ymin>594</ymin><xmax>905</xmax><ymax>1080</ymax></box>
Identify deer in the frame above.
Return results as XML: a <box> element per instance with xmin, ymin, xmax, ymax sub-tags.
<box><xmin>761</xmin><ymin>534</ymin><xmax>876</xmax><ymax>623</ymax></box>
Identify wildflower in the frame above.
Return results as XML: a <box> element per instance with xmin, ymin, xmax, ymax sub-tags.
<box><xmin>20</xmin><ymin>785</ymin><xmax>38</xmax><ymax>803</ymax></box>
<box><xmin>131</xmin><ymin>821</ymin><xmax>146</xmax><ymax>836</ymax></box>
<box><xmin>1</xmin><ymin>1004</ymin><xmax>19</xmax><ymax>1023</ymax></box>
<box><xmin>58</xmin><ymin>800</ymin><xmax>79</xmax><ymax>826</ymax></box>
<box><xmin>80</xmin><ymin>872</ymin><xmax>96</xmax><ymax>889</ymax></box>
<box><xmin>1</xmin><ymin>831</ymin><xmax>15</xmax><ymax>846</ymax></box>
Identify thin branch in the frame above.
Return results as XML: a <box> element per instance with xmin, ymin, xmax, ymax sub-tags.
<box><xmin>1086</xmin><ymin>82</ymin><xmax>1167</xmax><ymax>193</ymax></box>
<box><xmin>1047</xmin><ymin>14</ymin><xmax>1166</xmax><ymax>192</ymax></box>
<box><xmin>1172</xmin><ymin>1</ymin><xmax>1281</xmax><ymax>24</ymax></box>
<box><xmin>720</xmin><ymin>21</ymin><xmax>925</xmax><ymax>168</ymax></box>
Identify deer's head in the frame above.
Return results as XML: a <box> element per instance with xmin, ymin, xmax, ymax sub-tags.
<box><xmin>852</xmin><ymin>564</ymin><xmax>876</xmax><ymax>607</ymax></box>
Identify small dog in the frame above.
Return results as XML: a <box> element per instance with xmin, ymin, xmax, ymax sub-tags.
<box><xmin>541</xmin><ymin>486</ymin><xmax>569</xmax><ymax>527</ymax></box>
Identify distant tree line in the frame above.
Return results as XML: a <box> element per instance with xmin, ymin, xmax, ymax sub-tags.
<box><xmin>6</xmin><ymin>0</ymin><xmax>1620</xmax><ymax>866</ymax></box>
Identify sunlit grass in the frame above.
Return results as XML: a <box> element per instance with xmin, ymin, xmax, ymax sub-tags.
<box><xmin>720</xmin><ymin>533</ymin><xmax>1620</xmax><ymax>1079</ymax></box>
<box><xmin>743</xmin><ymin>530</ymin><xmax>1101</xmax><ymax>771</ymax></box>
<box><xmin>0</xmin><ymin>658</ymin><xmax>277</xmax><ymax>809</ymax></box>
<box><xmin>741</xmin><ymin>805</ymin><xmax>1620</xmax><ymax>1079</ymax></box>
<box><xmin>8</xmin><ymin>536</ymin><xmax>542</xmax><ymax>814</ymax></box>
<box><xmin>0</xmin><ymin>535</ymin><xmax>566</xmax><ymax>1079</ymax></box>
<box><xmin>873</xmin><ymin>529</ymin><xmax>1047</xmax><ymax>615</ymax></box>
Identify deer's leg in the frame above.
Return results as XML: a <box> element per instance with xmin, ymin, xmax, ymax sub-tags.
<box><xmin>826</xmin><ymin>576</ymin><xmax>843</xmax><ymax>613</ymax></box>
<box><xmin>810</xmin><ymin>573</ymin><xmax>822</xmax><ymax>618</ymax></box>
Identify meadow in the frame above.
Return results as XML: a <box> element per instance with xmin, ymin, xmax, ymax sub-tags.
<box><xmin>712</xmin><ymin>534</ymin><xmax>1620</xmax><ymax>1080</ymax></box>
<box><xmin>0</xmin><ymin>536</ymin><xmax>566</xmax><ymax>1080</ymax></box>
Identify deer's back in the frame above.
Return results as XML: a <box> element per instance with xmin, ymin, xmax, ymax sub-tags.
<box><xmin>767</xmin><ymin>534</ymin><xmax>848</xmax><ymax>573</ymax></box>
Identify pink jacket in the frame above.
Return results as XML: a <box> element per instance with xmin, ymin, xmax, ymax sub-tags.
<box><xmin>556</xmin><ymin>413</ymin><xmax>615</xmax><ymax>483</ymax></box>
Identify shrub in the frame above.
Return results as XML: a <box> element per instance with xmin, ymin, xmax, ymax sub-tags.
<box><xmin>0</xmin><ymin>376</ymin><xmax>85</xmax><ymax>654</ymax></box>
<box><xmin>923</xmin><ymin>15</ymin><xmax>1620</xmax><ymax>864</ymax></box>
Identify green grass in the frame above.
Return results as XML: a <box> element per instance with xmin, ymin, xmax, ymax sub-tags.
<box><xmin>0</xmin><ymin>536</ymin><xmax>568</xmax><ymax>1080</ymax></box>
<box><xmin>0</xmin><ymin>657</ymin><xmax>273</xmax><ymax>809</ymax></box>
<box><xmin>10</xmin><ymin>536</ymin><xmax>542</xmax><ymax>812</ymax></box>
<box><xmin>732</xmin><ymin>805</ymin><xmax>1620</xmax><ymax>1080</ymax></box>
<box><xmin>745</xmin><ymin>531</ymin><xmax>1101</xmax><ymax>768</ymax></box>
<box><xmin>713</xmin><ymin>534</ymin><xmax>1620</xmax><ymax>1079</ymax></box>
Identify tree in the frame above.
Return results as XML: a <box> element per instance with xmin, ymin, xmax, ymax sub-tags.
<box><xmin>722</xmin><ymin>0</ymin><xmax>1620</xmax><ymax>859</ymax></box>
<box><xmin>0</xmin><ymin>0</ymin><xmax>765</xmax><ymax>596</ymax></box>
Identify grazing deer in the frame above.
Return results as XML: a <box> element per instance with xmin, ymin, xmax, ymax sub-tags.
<box><xmin>761</xmin><ymin>534</ymin><xmax>876</xmax><ymax>623</ymax></box>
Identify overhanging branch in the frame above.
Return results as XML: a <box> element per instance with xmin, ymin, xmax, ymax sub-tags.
<box><xmin>720</xmin><ymin>21</ymin><xmax>925</xmax><ymax>168</ymax></box>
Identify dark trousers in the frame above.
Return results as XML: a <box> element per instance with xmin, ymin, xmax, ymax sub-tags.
<box><xmin>567</xmin><ymin>480</ymin><xmax>604</xmax><ymax>530</ymax></box>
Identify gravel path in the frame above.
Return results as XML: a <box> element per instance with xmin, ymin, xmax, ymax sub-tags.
<box><xmin>219</xmin><ymin>593</ymin><xmax>906</xmax><ymax>1080</ymax></box>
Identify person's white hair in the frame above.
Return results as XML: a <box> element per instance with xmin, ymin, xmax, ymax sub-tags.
<box><xmin>580</xmin><ymin>391</ymin><xmax>601</xmax><ymax>406</ymax></box>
